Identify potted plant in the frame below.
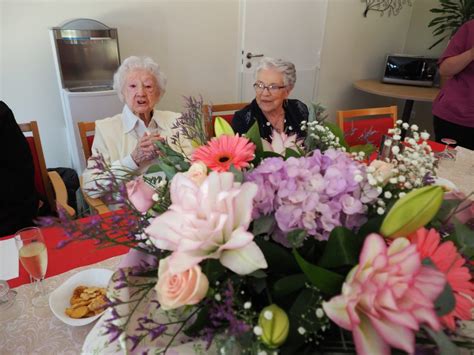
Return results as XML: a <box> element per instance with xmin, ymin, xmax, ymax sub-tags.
<box><xmin>428</xmin><ymin>0</ymin><xmax>474</xmax><ymax>49</ymax></box>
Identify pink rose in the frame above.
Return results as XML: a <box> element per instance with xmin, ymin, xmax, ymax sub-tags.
<box><xmin>126</xmin><ymin>177</ymin><xmax>155</xmax><ymax>213</ymax></box>
<box><xmin>155</xmin><ymin>257</ymin><xmax>209</xmax><ymax>311</ymax></box>
<box><xmin>184</xmin><ymin>161</ymin><xmax>208</xmax><ymax>186</ymax></box>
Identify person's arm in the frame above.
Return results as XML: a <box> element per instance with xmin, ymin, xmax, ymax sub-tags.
<box><xmin>439</xmin><ymin>47</ymin><xmax>474</xmax><ymax>77</ymax></box>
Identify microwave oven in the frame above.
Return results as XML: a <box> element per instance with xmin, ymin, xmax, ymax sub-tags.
<box><xmin>382</xmin><ymin>55</ymin><xmax>438</xmax><ymax>87</ymax></box>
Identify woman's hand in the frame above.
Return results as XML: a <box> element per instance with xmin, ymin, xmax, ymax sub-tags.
<box><xmin>131</xmin><ymin>132</ymin><xmax>163</xmax><ymax>166</ymax></box>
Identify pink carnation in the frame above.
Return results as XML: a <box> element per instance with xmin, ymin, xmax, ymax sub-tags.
<box><xmin>323</xmin><ymin>233</ymin><xmax>446</xmax><ymax>355</ymax></box>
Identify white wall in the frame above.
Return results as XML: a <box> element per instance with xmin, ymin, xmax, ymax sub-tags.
<box><xmin>316</xmin><ymin>0</ymin><xmax>447</xmax><ymax>137</ymax></box>
<box><xmin>317</xmin><ymin>0</ymin><xmax>413</xmax><ymax>120</ymax></box>
<box><xmin>1</xmin><ymin>0</ymin><xmax>240</xmax><ymax>167</ymax></box>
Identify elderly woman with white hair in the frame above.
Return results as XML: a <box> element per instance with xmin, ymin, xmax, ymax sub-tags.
<box><xmin>83</xmin><ymin>56</ymin><xmax>190</xmax><ymax>197</ymax></box>
<box><xmin>232</xmin><ymin>57</ymin><xmax>308</xmax><ymax>140</ymax></box>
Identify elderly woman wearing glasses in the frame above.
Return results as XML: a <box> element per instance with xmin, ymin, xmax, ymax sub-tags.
<box><xmin>232</xmin><ymin>57</ymin><xmax>308</xmax><ymax>140</ymax></box>
<box><xmin>83</xmin><ymin>56</ymin><xmax>191</xmax><ymax>197</ymax></box>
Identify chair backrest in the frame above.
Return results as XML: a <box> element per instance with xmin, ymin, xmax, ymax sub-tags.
<box><xmin>78</xmin><ymin>121</ymin><xmax>96</xmax><ymax>161</ymax></box>
<box><xmin>77</xmin><ymin>121</ymin><xmax>110</xmax><ymax>215</ymax></box>
<box><xmin>19</xmin><ymin>121</ymin><xmax>55</xmax><ymax>211</ymax></box>
<box><xmin>203</xmin><ymin>102</ymin><xmax>249</xmax><ymax>137</ymax></box>
<box><xmin>336</xmin><ymin>106</ymin><xmax>397</xmax><ymax>147</ymax></box>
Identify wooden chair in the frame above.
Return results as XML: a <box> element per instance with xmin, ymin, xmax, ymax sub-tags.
<box><xmin>19</xmin><ymin>121</ymin><xmax>75</xmax><ymax>217</ymax></box>
<box><xmin>202</xmin><ymin>102</ymin><xmax>249</xmax><ymax>137</ymax></box>
<box><xmin>336</xmin><ymin>106</ymin><xmax>398</xmax><ymax>147</ymax></box>
<box><xmin>77</xmin><ymin>121</ymin><xmax>110</xmax><ymax>215</ymax></box>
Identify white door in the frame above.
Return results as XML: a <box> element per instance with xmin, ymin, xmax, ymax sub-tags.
<box><xmin>239</xmin><ymin>0</ymin><xmax>328</xmax><ymax>104</ymax></box>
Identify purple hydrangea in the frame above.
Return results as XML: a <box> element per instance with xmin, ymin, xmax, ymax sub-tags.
<box><xmin>245</xmin><ymin>149</ymin><xmax>379</xmax><ymax>241</ymax></box>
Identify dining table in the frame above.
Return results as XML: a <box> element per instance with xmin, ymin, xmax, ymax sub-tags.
<box><xmin>1</xmin><ymin>147</ymin><xmax>473</xmax><ymax>354</ymax></box>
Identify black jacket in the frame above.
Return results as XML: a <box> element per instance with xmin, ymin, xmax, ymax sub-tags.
<box><xmin>0</xmin><ymin>101</ymin><xmax>38</xmax><ymax>237</ymax></box>
<box><xmin>232</xmin><ymin>99</ymin><xmax>308</xmax><ymax>140</ymax></box>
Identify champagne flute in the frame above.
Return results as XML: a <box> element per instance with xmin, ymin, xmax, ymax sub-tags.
<box><xmin>14</xmin><ymin>227</ymin><xmax>48</xmax><ymax>307</ymax></box>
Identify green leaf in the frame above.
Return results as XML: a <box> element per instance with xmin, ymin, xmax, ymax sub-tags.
<box><xmin>203</xmin><ymin>259</ymin><xmax>226</xmax><ymax>284</ymax></box>
<box><xmin>272</xmin><ymin>274</ymin><xmax>306</xmax><ymax>297</ymax></box>
<box><xmin>435</xmin><ymin>281</ymin><xmax>456</xmax><ymax>316</ymax></box>
<box><xmin>248</xmin><ymin>269</ymin><xmax>267</xmax><ymax>278</ymax></box>
<box><xmin>214</xmin><ymin>116</ymin><xmax>234</xmax><ymax>137</ymax></box>
<box><xmin>229</xmin><ymin>164</ymin><xmax>244</xmax><ymax>183</ymax></box>
<box><xmin>245</xmin><ymin>121</ymin><xmax>263</xmax><ymax>154</ymax></box>
<box><xmin>357</xmin><ymin>215</ymin><xmax>384</xmax><ymax>239</ymax></box>
<box><xmin>261</xmin><ymin>151</ymin><xmax>283</xmax><ymax>159</ymax></box>
<box><xmin>423</xmin><ymin>326</ymin><xmax>460</xmax><ymax>355</ymax></box>
<box><xmin>183</xmin><ymin>305</ymin><xmax>209</xmax><ymax>337</ymax></box>
<box><xmin>287</xmin><ymin>229</ymin><xmax>307</xmax><ymax>248</ymax></box>
<box><xmin>284</xmin><ymin>148</ymin><xmax>301</xmax><ymax>159</ymax></box>
<box><xmin>252</xmin><ymin>215</ymin><xmax>276</xmax><ymax>236</ymax></box>
<box><xmin>292</xmin><ymin>248</ymin><xmax>344</xmax><ymax>295</ymax></box>
<box><xmin>255</xmin><ymin>239</ymin><xmax>300</xmax><ymax>273</ymax></box>
<box><xmin>348</xmin><ymin>143</ymin><xmax>375</xmax><ymax>157</ymax></box>
<box><xmin>318</xmin><ymin>227</ymin><xmax>360</xmax><ymax>268</ymax></box>
<box><xmin>146</xmin><ymin>161</ymin><xmax>176</xmax><ymax>180</ymax></box>
<box><xmin>325</xmin><ymin>121</ymin><xmax>349</xmax><ymax>150</ymax></box>
<box><xmin>453</xmin><ymin>221</ymin><xmax>474</xmax><ymax>258</ymax></box>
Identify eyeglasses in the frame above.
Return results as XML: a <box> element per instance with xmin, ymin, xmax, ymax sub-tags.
<box><xmin>253</xmin><ymin>82</ymin><xmax>286</xmax><ymax>93</ymax></box>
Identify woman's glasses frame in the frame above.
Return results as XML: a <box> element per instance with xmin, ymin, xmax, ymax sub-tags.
<box><xmin>253</xmin><ymin>82</ymin><xmax>287</xmax><ymax>94</ymax></box>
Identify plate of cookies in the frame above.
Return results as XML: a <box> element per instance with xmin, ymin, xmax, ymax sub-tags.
<box><xmin>49</xmin><ymin>268</ymin><xmax>113</xmax><ymax>326</ymax></box>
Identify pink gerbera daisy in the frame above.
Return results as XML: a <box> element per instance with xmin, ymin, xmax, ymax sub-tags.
<box><xmin>409</xmin><ymin>227</ymin><xmax>474</xmax><ymax>330</ymax></box>
<box><xmin>192</xmin><ymin>135</ymin><xmax>255</xmax><ymax>172</ymax></box>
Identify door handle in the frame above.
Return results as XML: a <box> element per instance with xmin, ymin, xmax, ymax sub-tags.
<box><xmin>246</xmin><ymin>52</ymin><xmax>264</xmax><ymax>59</ymax></box>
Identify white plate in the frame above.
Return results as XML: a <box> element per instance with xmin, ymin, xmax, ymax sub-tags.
<box><xmin>49</xmin><ymin>268</ymin><xmax>113</xmax><ymax>326</ymax></box>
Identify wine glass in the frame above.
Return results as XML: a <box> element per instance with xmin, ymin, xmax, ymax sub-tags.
<box><xmin>14</xmin><ymin>227</ymin><xmax>48</xmax><ymax>306</ymax></box>
<box><xmin>437</xmin><ymin>138</ymin><xmax>457</xmax><ymax>169</ymax></box>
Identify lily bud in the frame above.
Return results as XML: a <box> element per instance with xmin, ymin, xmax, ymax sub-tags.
<box><xmin>258</xmin><ymin>304</ymin><xmax>290</xmax><ymax>348</ymax></box>
<box><xmin>214</xmin><ymin>116</ymin><xmax>235</xmax><ymax>137</ymax></box>
<box><xmin>380</xmin><ymin>185</ymin><xmax>444</xmax><ymax>239</ymax></box>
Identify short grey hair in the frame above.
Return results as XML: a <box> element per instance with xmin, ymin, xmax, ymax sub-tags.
<box><xmin>113</xmin><ymin>56</ymin><xmax>167</xmax><ymax>102</ymax></box>
<box><xmin>255</xmin><ymin>57</ymin><xmax>297</xmax><ymax>89</ymax></box>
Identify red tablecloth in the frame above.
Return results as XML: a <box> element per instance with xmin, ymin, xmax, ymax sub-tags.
<box><xmin>7</xmin><ymin>213</ymin><xmax>129</xmax><ymax>288</ymax></box>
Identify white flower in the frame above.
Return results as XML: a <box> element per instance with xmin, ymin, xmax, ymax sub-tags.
<box><xmin>146</xmin><ymin>172</ymin><xmax>267</xmax><ymax>275</ymax></box>
<box><xmin>399</xmin><ymin>192</ymin><xmax>406</xmax><ymax>198</ymax></box>
<box><xmin>389</xmin><ymin>177</ymin><xmax>398</xmax><ymax>184</ymax></box>
<box><xmin>398</xmin><ymin>175</ymin><xmax>406</xmax><ymax>183</ymax></box>
<box><xmin>393</xmin><ymin>134</ymin><xmax>401</xmax><ymax>141</ymax></box>
<box><xmin>264</xmin><ymin>310</ymin><xmax>274</xmax><ymax>320</ymax></box>
<box><xmin>253</xmin><ymin>326</ymin><xmax>263</xmax><ymax>336</ymax></box>
<box><xmin>152</xmin><ymin>193</ymin><xmax>160</xmax><ymax>202</ymax></box>
<box><xmin>354</xmin><ymin>174</ymin><xmax>363</xmax><ymax>183</ymax></box>
<box><xmin>421</xmin><ymin>132</ymin><xmax>430</xmax><ymax>140</ymax></box>
<box><xmin>244</xmin><ymin>302</ymin><xmax>252</xmax><ymax>309</ymax></box>
<box><xmin>377</xmin><ymin>207</ymin><xmax>385</xmax><ymax>215</ymax></box>
<box><xmin>391</xmin><ymin>146</ymin><xmax>400</xmax><ymax>155</ymax></box>
<box><xmin>411</xmin><ymin>124</ymin><xmax>419</xmax><ymax>131</ymax></box>
<box><xmin>384</xmin><ymin>191</ymin><xmax>392</xmax><ymax>199</ymax></box>
<box><xmin>402</xmin><ymin>122</ymin><xmax>409</xmax><ymax>129</ymax></box>
<box><xmin>298</xmin><ymin>327</ymin><xmax>306</xmax><ymax>335</ymax></box>
<box><xmin>316</xmin><ymin>308</ymin><xmax>325</xmax><ymax>318</ymax></box>
<box><xmin>396</xmin><ymin>120</ymin><xmax>402</xmax><ymax>124</ymax></box>
<box><xmin>215</xmin><ymin>294</ymin><xmax>222</xmax><ymax>301</ymax></box>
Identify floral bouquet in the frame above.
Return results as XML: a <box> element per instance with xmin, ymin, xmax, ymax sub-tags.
<box><xmin>53</xmin><ymin>98</ymin><xmax>474</xmax><ymax>354</ymax></box>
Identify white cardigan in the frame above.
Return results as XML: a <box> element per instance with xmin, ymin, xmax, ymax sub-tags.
<box><xmin>82</xmin><ymin>105</ymin><xmax>192</xmax><ymax>197</ymax></box>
